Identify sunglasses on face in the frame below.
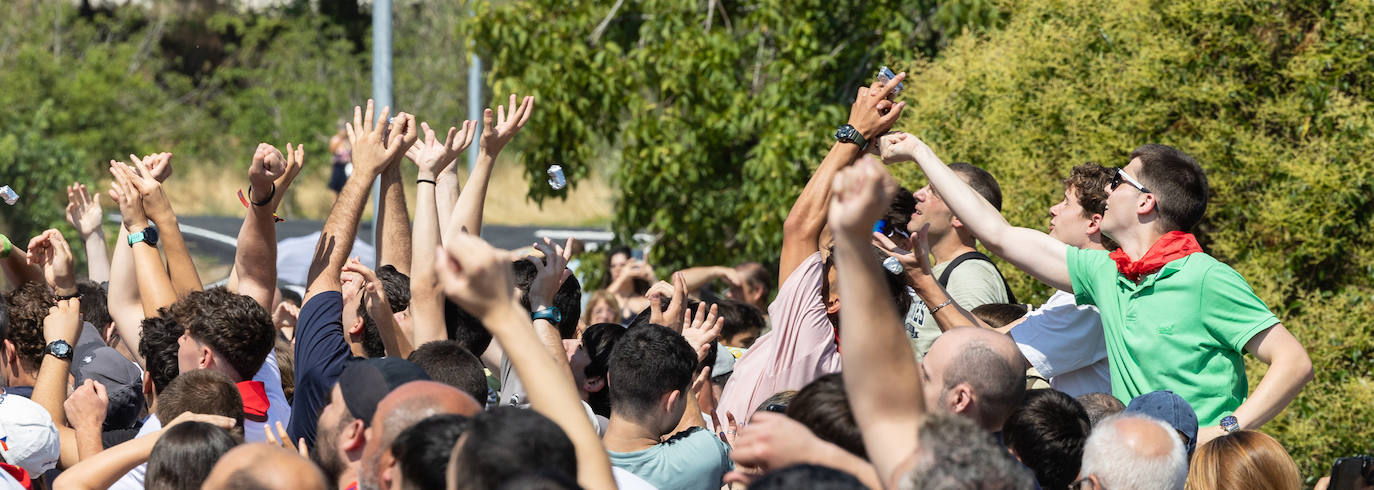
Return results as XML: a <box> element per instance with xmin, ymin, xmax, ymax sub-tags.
<box><xmin>1110</xmin><ymin>167</ymin><xmax>1151</xmax><ymax>194</ymax></box>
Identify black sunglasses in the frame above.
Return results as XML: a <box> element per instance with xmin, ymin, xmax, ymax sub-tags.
<box><xmin>1109</xmin><ymin>167</ymin><xmax>1151</xmax><ymax>193</ymax></box>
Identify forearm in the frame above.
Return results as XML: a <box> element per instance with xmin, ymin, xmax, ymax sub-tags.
<box><xmin>410</xmin><ymin>181</ymin><xmax>446</xmax><ymax>346</ymax></box>
<box><xmin>806</xmin><ymin>443</ymin><xmax>883</xmax><ymax>490</ymax></box>
<box><xmin>910</xmin><ymin>275</ymin><xmax>987</xmax><ymax>332</ymax></box>
<box><xmin>781</xmin><ymin>143</ymin><xmax>862</xmax><ymax>283</ymax></box>
<box><xmin>108</xmin><ymin>226</ymin><xmax>146</xmax><ymax>363</ymax></box>
<box><xmin>83</xmin><ymin>230</ymin><xmax>111</xmax><ymax>283</ymax></box>
<box><xmin>151</xmin><ymin>216</ymin><xmax>203</xmax><ymax>297</ymax></box>
<box><xmin>675</xmin><ymin>266</ymin><xmax>731</xmax><ymax>295</ymax></box>
<box><xmin>483</xmin><ymin>304</ymin><xmax>616</xmax><ymax>490</ymax></box>
<box><xmin>131</xmin><ymin>242</ymin><xmax>176</xmax><ymax>315</ymax></box>
<box><xmin>74</xmin><ymin>424</ymin><xmax>104</xmax><ymax>461</ymax></box>
<box><xmin>52</xmin><ymin>431</ymin><xmax>158</xmax><ymax>490</ymax></box>
<box><xmin>231</xmin><ymin>197</ymin><xmax>280</xmax><ymax>311</ymax></box>
<box><xmin>834</xmin><ymin>233</ymin><xmax>922</xmax><ymax>480</ymax></box>
<box><xmin>446</xmin><ymin>150</ymin><xmax>496</xmax><ymax>241</ymax></box>
<box><xmin>34</xmin><ymin>355</ymin><xmax>74</xmax><ymax>428</ymax></box>
<box><xmin>1236</xmin><ymin>335</ymin><xmax>1313</xmax><ymax>429</ymax></box>
<box><xmin>377</xmin><ymin>165</ymin><xmax>412</xmax><ymax>275</ymax></box>
<box><xmin>306</xmin><ymin>174</ymin><xmax>376</xmax><ymax>298</ymax></box>
<box><xmin>372</xmin><ymin>305</ymin><xmax>414</xmax><ymax>359</ymax></box>
<box><xmin>2</xmin><ymin>249</ymin><xmax>44</xmax><ymax>287</ymax></box>
<box><xmin>435</xmin><ymin>162</ymin><xmax>460</xmax><ymax>245</ymax></box>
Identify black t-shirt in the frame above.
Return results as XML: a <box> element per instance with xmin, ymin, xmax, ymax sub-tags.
<box><xmin>288</xmin><ymin>291</ymin><xmax>359</xmax><ymax>446</ymax></box>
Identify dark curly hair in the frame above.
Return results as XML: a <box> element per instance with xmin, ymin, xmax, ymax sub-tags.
<box><xmin>140</xmin><ymin>312</ymin><xmax>183</xmax><ymax>395</ymax></box>
<box><xmin>3</xmin><ymin>282</ymin><xmax>55</xmax><ymax>369</ymax></box>
<box><xmin>168</xmin><ymin>288</ymin><xmax>275</xmax><ymax>381</ymax></box>
<box><xmin>76</xmin><ymin>280</ymin><xmax>113</xmax><ymax>329</ymax></box>
<box><xmin>1064</xmin><ymin>162</ymin><xmax>1120</xmax><ymax>250</ymax></box>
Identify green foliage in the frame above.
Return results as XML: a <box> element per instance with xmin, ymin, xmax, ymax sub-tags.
<box><xmin>468</xmin><ymin>0</ymin><xmax>1003</xmax><ymax>271</ymax></box>
<box><xmin>0</xmin><ymin>103</ymin><xmax>88</xmax><ymax>248</ymax></box>
<box><xmin>880</xmin><ymin>0</ymin><xmax>1373</xmax><ymax>479</ymax></box>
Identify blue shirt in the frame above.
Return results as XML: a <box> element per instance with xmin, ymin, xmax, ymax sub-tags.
<box><xmin>288</xmin><ymin>291</ymin><xmax>358</xmax><ymax>446</ymax></box>
<box><xmin>608</xmin><ymin>427</ymin><xmax>732</xmax><ymax>490</ymax></box>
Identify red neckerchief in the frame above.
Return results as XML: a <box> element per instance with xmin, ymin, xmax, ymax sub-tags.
<box><xmin>1109</xmin><ymin>231</ymin><xmax>1203</xmax><ymax>282</ymax></box>
<box><xmin>0</xmin><ymin>463</ymin><xmax>31</xmax><ymax>490</ymax></box>
<box><xmin>237</xmin><ymin>380</ymin><xmax>270</xmax><ymax>422</ymax></box>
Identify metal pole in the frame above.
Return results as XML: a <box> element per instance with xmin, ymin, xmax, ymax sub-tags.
<box><xmin>371</xmin><ymin>0</ymin><xmax>392</xmax><ymax>250</ymax></box>
<box><xmin>467</xmin><ymin>55</ymin><xmax>482</xmax><ymax>173</ymax></box>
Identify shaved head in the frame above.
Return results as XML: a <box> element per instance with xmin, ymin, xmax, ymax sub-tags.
<box><xmin>362</xmin><ymin>381</ymin><xmax>482</xmax><ymax>490</ymax></box>
<box><xmin>203</xmin><ymin>443</ymin><xmax>327</xmax><ymax>490</ymax></box>
<box><xmin>921</xmin><ymin>327</ymin><xmax>1028</xmax><ymax>431</ymax></box>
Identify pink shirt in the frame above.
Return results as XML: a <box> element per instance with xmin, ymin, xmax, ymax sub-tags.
<box><xmin>715</xmin><ymin>252</ymin><xmax>840</xmax><ymax>424</ymax></box>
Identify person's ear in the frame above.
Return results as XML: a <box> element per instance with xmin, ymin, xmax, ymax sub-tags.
<box><xmin>347</xmin><ymin>316</ymin><xmax>365</xmax><ymax>336</ymax></box>
<box><xmin>198</xmin><ymin>346</ymin><xmax>214</xmax><ymax>370</ymax></box>
<box><xmin>1087</xmin><ymin>213</ymin><xmax>1103</xmax><ymax>235</ymax></box>
<box><xmin>341</xmin><ymin>417</ymin><xmax>367</xmax><ymax>452</ymax></box>
<box><xmin>1137</xmin><ymin>193</ymin><xmax>1156</xmax><ymax>216</ymax></box>
<box><xmin>662</xmin><ymin>389</ymin><xmax>682</xmax><ymax>415</ymax></box>
<box><xmin>584</xmin><ymin>375</ymin><xmax>606</xmax><ymax>394</ymax></box>
<box><xmin>380</xmin><ymin>449</ymin><xmax>399</xmax><ymax>490</ymax></box>
<box><xmin>949</xmin><ymin>384</ymin><xmax>974</xmax><ymax>414</ymax></box>
<box><xmin>142</xmin><ymin>370</ymin><xmax>155</xmax><ymax>397</ymax></box>
<box><xmin>825</xmin><ymin>297</ymin><xmax>841</xmax><ymax>315</ymax></box>
<box><xmin>951</xmin><ymin>215</ymin><xmax>964</xmax><ymax>229</ymax></box>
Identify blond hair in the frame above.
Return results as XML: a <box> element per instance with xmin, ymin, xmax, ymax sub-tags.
<box><xmin>1186</xmin><ymin>430</ymin><xmax>1300</xmax><ymax>490</ymax></box>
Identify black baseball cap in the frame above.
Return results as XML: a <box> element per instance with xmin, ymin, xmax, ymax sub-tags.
<box><xmin>337</xmin><ymin>358</ymin><xmax>429</xmax><ymax>425</ymax></box>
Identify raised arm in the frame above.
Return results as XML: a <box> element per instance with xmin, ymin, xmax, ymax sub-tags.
<box><xmin>444</xmin><ymin>94</ymin><xmax>533</xmax><ymax>241</ymax></box>
<box><xmin>305</xmin><ymin>101</ymin><xmax>416</xmax><ymax>303</ymax></box>
<box><xmin>880</xmin><ymin>132</ymin><xmax>1072</xmax><ymax>292</ymax></box>
<box><xmin>344</xmin><ymin>258</ymin><xmax>414</xmax><ymax>358</ymax></box>
<box><xmin>109</xmin><ymin>160</ymin><xmax>176</xmax><ymax>314</ymax></box>
<box><xmin>33</xmin><ymin>298</ymin><xmax>82</xmax><ymax>468</ymax></box>
<box><xmin>130</xmin><ymin>153</ymin><xmax>202</xmax><ymax>297</ymax></box>
<box><xmin>673</xmin><ymin>265</ymin><xmax>741</xmax><ymax>296</ymax></box>
<box><xmin>828</xmin><ymin>157</ymin><xmax>924</xmax><ymax>487</ymax></box>
<box><xmin>407</xmin><ymin>120</ymin><xmax>475</xmax><ymax>347</ymax></box>
<box><xmin>376</xmin><ymin>134</ymin><xmax>413</xmax><ymax>275</ymax></box>
<box><xmin>26</xmin><ymin>229</ymin><xmax>78</xmax><ymax>298</ymax></box>
<box><xmin>51</xmin><ymin>412</ymin><xmax>236</xmax><ymax>490</ymax></box>
<box><xmin>66</xmin><ymin>182</ymin><xmax>110</xmax><ymax>283</ymax></box>
<box><xmin>780</xmin><ymin>73</ymin><xmax>907</xmax><ymax>286</ymax></box>
<box><xmin>436</xmin><ymin>232</ymin><xmax>616</xmax><ymax>490</ymax></box>
<box><xmin>434</xmin><ymin>153</ymin><xmax>461</xmax><ymax>244</ymax></box>
<box><xmin>229</xmin><ymin>143</ymin><xmax>303</xmax><ymax>311</ymax></box>
<box><xmin>0</xmin><ymin>234</ymin><xmax>45</xmax><ymax>288</ymax></box>
<box><xmin>671</xmin><ymin>302</ymin><xmax>723</xmax><ymax>433</ymax></box>
<box><xmin>872</xmin><ymin>228</ymin><xmax>990</xmax><ymax>332</ymax></box>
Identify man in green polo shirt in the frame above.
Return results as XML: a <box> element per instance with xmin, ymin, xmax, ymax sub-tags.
<box><xmin>879</xmin><ymin>133</ymin><xmax>1312</xmax><ymax>445</ymax></box>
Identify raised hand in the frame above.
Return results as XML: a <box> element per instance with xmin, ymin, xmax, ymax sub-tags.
<box><xmin>273</xmin><ymin>301</ymin><xmax>300</xmax><ymax>332</ymax></box>
<box><xmin>526</xmin><ymin>237</ymin><xmax>574</xmax><ymax>311</ymax></box>
<box><xmin>123</xmin><ymin>155</ymin><xmax>174</xmax><ymax>223</ymax></box>
<box><xmin>873</xmin><ymin>223</ymin><xmax>935</xmax><ymax>280</ymax></box>
<box><xmin>847</xmin><ymin>71</ymin><xmax>907</xmax><ymax>141</ymax></box>
<box><xmin>649</xmin><ymin>272</ymin><xmax>689</xmax><ymax>331</ymax></box>
<box><xmin>248</xmin><ymin>143</ymin><xmax>287</xmax><ymax>203</ymax></box>
<box><xmin>144</xmin><ymin>151</ymin><xmax>174</xmax><ymax>182</ymax></box>
<box><xmin>345</xmin><ymin>100</ymin><xmax>409</xmax><ymax>177</ymax></box>
<box><xmin>405</xmin><ymin>120</ymin><xmax>478</xmax><ymax>178</ymax></box>
<box><xmin>682</xmin><ymin>302</ymin><xmax>724</xmax><ymax>362</ymax></box>
<box><xmin>27</xmin><ymin>229</ymin><xmax>76</xmax><ymax>294</ymax></box>
<box><xmin>342</xmin><ymin>258</ymin><xmax>393</xmax><ymax>318</ymax></box>
<box><xmin>876</xmin><ymin>131</ymin><xmax>936</xmax><ymax>165</ymax></box>
<box><xmin>827</xmin><ymin>156</ymin><xmax>897</xmax><ymax>239</ymax></box>
<box><xmin>277</xmin><ymin>143</ymin><xmax>306</xmax><ymax>199</ymax></box>
<box><xmin>42</xmin><ymin>297</ymin><xmax>82</xmax><ymax>345</ymax></box>
<box><xmin>434</xmin><ymin>233</ymin><xmax>519</xmax><ymax>320</ymax></box>
<box><xmin>386</xmin><ymin>112</ymin><xmax>420</xmax><ymax>161</ymax></box>
<box><xmin>479</xmin><ymin>93</ymin><xmax>535</xmax><ymax>155</ymax></box>
<box><xmin>109</xmin><ymin>160</ymin><xmax>147</xmax><ymax>231</ymax></box>
<box><xmin>65</xmin><ymin>183</ymin><xmax>104</xmax><ymax>238</ymax></box>
<box><xmin>264</xmin><ymin>421</ymin><xmax>308</xmax><ymax>459</ymax></box>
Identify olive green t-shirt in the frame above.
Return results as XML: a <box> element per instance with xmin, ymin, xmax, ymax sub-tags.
<box><xmin>1067</xmin><ymin>247</ymin><xmax>1278</xmax><ymax>425</ymax></box>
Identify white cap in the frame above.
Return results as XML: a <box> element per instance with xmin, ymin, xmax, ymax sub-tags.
<box><xmin>0</xmin><ymin>390</ymin><xmax>60</xmax><ymax>476</ymax></box>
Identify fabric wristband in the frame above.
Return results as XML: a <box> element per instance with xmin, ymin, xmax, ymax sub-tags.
<box><xmin>0</xmin><ymin>235</ymin><xmax>10</xmax><ymax>259</ymax></box>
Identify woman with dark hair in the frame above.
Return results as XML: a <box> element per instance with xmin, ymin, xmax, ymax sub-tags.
<box><xmin>580</xmin><ymin>322</ymin><xmax>626</xmax><ymax>418</ymax></box>
<box><xmin>145</xmin><ymin>421</ymin><xmax>240</xmax><ymax>490</ymax></box>
<box><xmin>603</xmin><ymin>247</ymin><xmax>654</xmax><ymax>322</ymax></box>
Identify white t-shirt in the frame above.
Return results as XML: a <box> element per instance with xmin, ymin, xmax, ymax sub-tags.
<box><xmin>108</xmin><ymin>414</ymin><xmax>162</xmax><ymax>490</ymax></box>
<box><xmin>246</xmin><ymin>350</ymin><xmax>292</xmax><ymax>443</ymax></box>
<box><xmin>1009</xmin><ymin>290</ymin><xmax>1112</xmax><ymax>397</ymax></box>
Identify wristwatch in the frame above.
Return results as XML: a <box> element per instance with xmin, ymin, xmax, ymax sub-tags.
<box><xmin>46</xmin><ymin>340</ymin><xmax>73</xmax><ymax>361</ymax></box>
<box><xmin>835</xmin><ymin>124</ymin><xmax>867</xmax><ymax>151</ymax></box>
<box><xmin>1220</xmin><ymin>415</ymin><xmax>1240</xmax><ymax>433</ymax></box>
<box><xmin>532</xmin><ymin>306</ymin><xmax>562</xmax><ymax>324</ymax></box>
<box><xmin>128</xmin><ymin>226</ymin><xmax>159</xmax><ymax>247</ymax></box>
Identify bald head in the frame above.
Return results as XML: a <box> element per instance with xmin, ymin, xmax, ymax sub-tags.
<box><xmin>362</xmin><ymin>381</ymin><xmax>482</xmax><ymax>490</ymax></box>
<box><xmin>923</xmin><ymin>327</ymin><xmax>1027</xmax><ymax>431</ymax></box>
<box><xmin>203</xmin><ymin>443</ymin><xmax>327</xmax><ymax>490</ymax></box>
<box><xmin>1080</xmin><ymin>414</ymin><xmax>1188</xmax><ymax>490</ymax></box>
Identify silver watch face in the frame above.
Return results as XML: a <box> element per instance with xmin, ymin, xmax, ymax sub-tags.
<box><xmin>49</xmin><ymin>340</ymin><xmax>72</xmax><ymax>359</ymax></box>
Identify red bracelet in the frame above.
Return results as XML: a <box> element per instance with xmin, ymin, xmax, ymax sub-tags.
<box><xmin>237</xmin><ymin>190</ymin><xmax>285</xmax><ymax>222</ymax></box>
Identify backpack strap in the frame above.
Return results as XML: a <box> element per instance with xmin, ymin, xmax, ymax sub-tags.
<box><xmin>936</xmin><ymin>251</ymin><xmax>1018</xmax><ymax>305</ymax></box>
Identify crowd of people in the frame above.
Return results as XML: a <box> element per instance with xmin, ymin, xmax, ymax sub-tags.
<box><xmin>0</xmin><ymin>69</ymin><xmax>1353</xmax><ymax>490</ymax></box>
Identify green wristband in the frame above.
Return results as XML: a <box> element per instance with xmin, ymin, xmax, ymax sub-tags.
<box><xmin>0</xmin><ymin>235</ymin><xmax>11</xmax><ymax>259</ymax></box>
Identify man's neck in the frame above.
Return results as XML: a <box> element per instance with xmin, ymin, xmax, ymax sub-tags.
<box><xmin>9</xmin><ymin>364</ymin><xmax>38</xmax><ymax>387</ymax></box>
<box><xmin>602</xmin><ymin>414</ymin><xmax>666</xmax><ymax>453</ymax></box>
<box><xmin>336</xmin><ymin>464</ymin><xmax>360</xmax><ymax>490</ymax></box>
<box><xmin>930</xmin><ymin>231</ymin><xmax>977</xmax><ymax>265</ymax></box>
<box><xmin>1112</xmin><ymin>226</ymin><xmax>1167</xmax><ymax>261</ymax></box>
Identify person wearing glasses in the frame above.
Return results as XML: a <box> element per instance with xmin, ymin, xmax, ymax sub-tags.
<box><xmin>878</xmin><ymin>133</ymin><xmax>1313</xmax><ymax>446</ymax></box>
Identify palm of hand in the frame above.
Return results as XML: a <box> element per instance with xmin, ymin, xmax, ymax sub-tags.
<box><xmin>66</xmin><ymin>187</ymin><xmax>102</xmax><ymax>236</ymax></box>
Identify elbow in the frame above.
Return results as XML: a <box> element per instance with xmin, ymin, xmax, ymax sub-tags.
<box><xmin>1295</xmin><ymin>351</ymin><xmax>1315</xmax><ymax>386</ymax></box>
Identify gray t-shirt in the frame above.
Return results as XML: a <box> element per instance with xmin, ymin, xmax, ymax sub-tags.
<box><xmin>906</xmin><ymin>258</ymin><xmax>1010</xmax><ymax>361</ymax></box>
